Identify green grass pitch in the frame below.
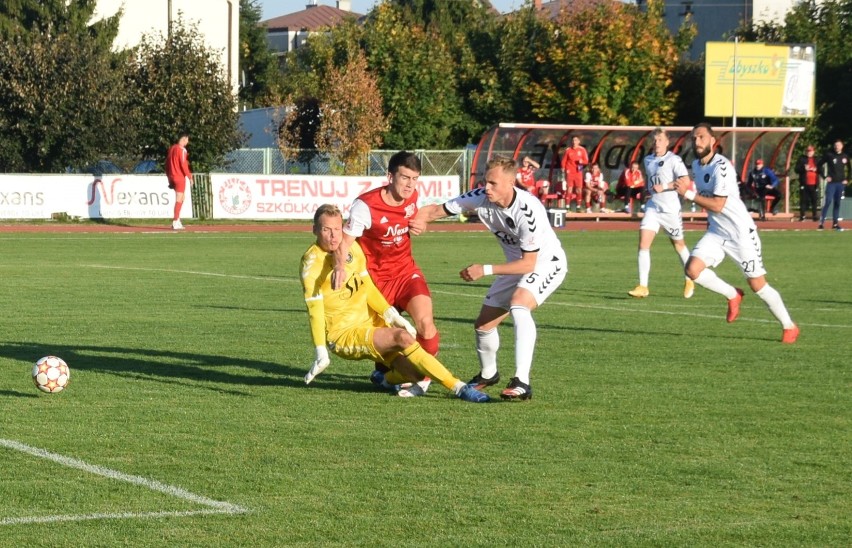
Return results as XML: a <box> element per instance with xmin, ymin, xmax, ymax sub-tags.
<box><xmin>0</xmin><ymin>226</ymin><xmax>848</xmax><ymax>546</ymax></box>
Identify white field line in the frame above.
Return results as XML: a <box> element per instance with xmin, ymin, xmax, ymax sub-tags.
<box><xmin>80</xmin><ymin>264</ymin><xmax>852</xmax><ymax>330</ymax></box>
<box><xmin>81</xmin><ymin>263</ymin><xmax>295</xmax><ymax>283</ymax></box>
<box><xmin>0</xmin><ymin>438</ymin><xmax>248</xmax><ymax>526</ymax></box>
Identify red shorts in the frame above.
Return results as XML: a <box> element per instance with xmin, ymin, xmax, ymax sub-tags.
<box><xmin>567</xmin><ymin>173</ymin><xmax>584</xmax><ymax>193</ymax></box>
<box><xmin>169</xmin><ymin>177</ymin><xmax>187</xmax><ymax>193</ymax></box>
<box><xmin>375</xmin><ymin>270</ymin><xmax>431</xmax><ymax>312</ymax></box>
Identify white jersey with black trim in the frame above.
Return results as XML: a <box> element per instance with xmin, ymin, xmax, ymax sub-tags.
<box><xmin>692</xmin><ymin>153</ymin><xmax>756</xmax><ymax>240</ymax></box>
<box><xmin>644</xmin><ymin>151</ymin><xmax>688</xmax><ymax>214</ymax></box>
<box><xmin>442</xmin><ymin>188</ymin><xmax>565</xmax><ymax>263</ymax></box>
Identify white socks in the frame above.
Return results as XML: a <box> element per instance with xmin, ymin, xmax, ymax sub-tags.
<box><xmin>510</xmin><ymin>305</ymin><xmax>536</xmax><ymax>385</ymax></box>
<box><xmin>637</xmin><ymin>249</ymin><xmax>650</xmax><ymax>286</ymax></box>
<box><xmin>755</xmin><ymin>284</ymin><xmax>795</xmax><ymax>328</ymax></box>
<box><xmin>693</xmin><ymin>269</ymin><xmax>738</xmax><ymax>299</ymax></box>
<box><xmin>676</xmin><ymin>246</ymin><xmax>690</xmax><ymax>272</ymax></box>
<box><xmin>475</xmin><ymin>327</ymin><xmax>499</xmax><ymax>379</ymax></box>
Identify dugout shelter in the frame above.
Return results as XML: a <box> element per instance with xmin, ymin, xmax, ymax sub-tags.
<box><xmin>471</xmin><ymin>124</ymin><xmax>805</xmax><ymax>215</ymax></box>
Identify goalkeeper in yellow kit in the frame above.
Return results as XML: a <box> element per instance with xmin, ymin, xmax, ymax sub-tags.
<box><xmin>299</xmin><ymin>204</ymin><xmax>489</xmax><ymax>403</ymax></box>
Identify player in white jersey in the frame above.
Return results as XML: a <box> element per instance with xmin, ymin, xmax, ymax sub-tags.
<box><xmin>415</xmin><ymin>156</ymin><xmax>568</xmax><ymax>400</ymax></box>
<box><xmin>674</xmin><ymin>123</ymin><xmax>799</xmax><ymax>343</ymax></box>
<box><xmin>628</xmin><ymin>128</ymin><xmax>695</xmax><ymax>299</ymax></box>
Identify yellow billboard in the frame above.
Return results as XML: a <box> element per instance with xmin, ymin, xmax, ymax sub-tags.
<box><xmin>705</xmin><ymin>42</ymin><xmax>815</xmax><ymax>118</ymax></box>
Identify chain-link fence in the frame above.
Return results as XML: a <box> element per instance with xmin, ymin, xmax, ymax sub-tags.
<box><xmin>222</xmin><ymin>148</ymin><xmax>473</xmax><ymax>183</ymax></box>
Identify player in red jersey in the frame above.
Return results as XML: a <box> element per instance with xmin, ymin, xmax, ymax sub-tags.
<box><xmin>516</xmin><ymin>156</ymin><xmax>539</xmax><ymax>193</ymax></box>
<box><xmin>165</xmin><ymin>132</ymin><xmax>192</xmax><ymax>230</ymax></box>
<box><xmin>561</xmin><ymin>136</ymin><xmax>589</xmax><ymax>212</ymax></box>
<box><xmin>332</xmin><ymin>151</ymin><xmax>438</xmax><ymax>394</ymax></box>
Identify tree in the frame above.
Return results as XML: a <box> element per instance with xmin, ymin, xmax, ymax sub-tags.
<box><xmin>0</xmin><ymin>0</ymin><xmax>118</xmax><ymax>49</ymax></box>
<box><xmin>238</xmin><ymin>0</ymin><xmax>284</xmax><ymax>109</ymax></box>
<box><xmin>0</xmin><ymin>1</ymin><xmax>130</xmax><ymax>172</ymax></box>
<box><xmin>734</xmin><ymin>0</ymin><xmax>852</xmax><ymax>147</ymax></box>
<box><xmin>316</xmin><ymin>52</ymin><xmax>387</xmax><ymax>174</ymax></box>
<box><xmin>130</xmin><ymin>20</ymin><xmax>243</xmax><ymax>172</ymax></box>
<box><xmin>386</xmin><ymin>0</ymin><xmax>503</xmax><ymax>143</ymax></box>
<box><xmin>504</xmin><ymin>0</ymin><xmax>688</xmax><ymax>126</ymax></box>
<box><xmin>363</xmin><ymin>3</ymin><xmax>463</xmax><ymax>148</ymax></box>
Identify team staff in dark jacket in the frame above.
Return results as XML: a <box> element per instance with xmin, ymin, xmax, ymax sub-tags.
<box><xmin>817</xmin><ymin>139</ymin><xmax>850</xmax><ymax>231</ymax></box>
<box><xmin>747</xmin><ymin>159</ymin><xmax>780</xmax><ymax>221</ymax></box>
<box><xmin>795</xmin><ymin>145</ymin><xmax>820</xmax><ymax>222</ymax></box>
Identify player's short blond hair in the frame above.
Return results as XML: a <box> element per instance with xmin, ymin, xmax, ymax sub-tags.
<box><xmin>486</xmin><ymin>156</ymin><xmax>517</xmax><ymax>177</ymax></box>
<box><xmin>313</xmin><ymin>204</ymin><xmax>342</xmax><ymax>232</ymax></box>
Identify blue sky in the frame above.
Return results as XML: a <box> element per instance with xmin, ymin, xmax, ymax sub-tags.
<box><xmin>259</xmin><ymin>0</ymin><xmax>519</xmax><ymax>20</ymax></box>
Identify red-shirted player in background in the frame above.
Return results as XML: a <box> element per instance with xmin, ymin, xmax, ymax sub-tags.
<box><xmin>165</xmin><ymin>133</ymin><xmax>192</xmax><ymax>230</ymax></box>
<box><xmin>332</xmin><ymin>151</ymin><xmax>437</xmax><ymax>396</ymax></box>
<box><xmin>561</xmin><ymin>136</ymin><xmax>589</xmax><ymax>212</ymax></box>
<box><xmin>516</xmin><ymin>156</ymin><xmax>539</xmax><ymax>193</ymax></box>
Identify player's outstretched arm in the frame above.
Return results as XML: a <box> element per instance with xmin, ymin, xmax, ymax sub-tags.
<box><xmin>331</xmin><ymin>233</ymin><xmax>357</xmax><ymax>290</ymax></box>
<box><xmin>303</xmin><ymin>298</ymin><xmax>330</xmax><ymax>383</ymax></box>
<box><xmin>414</xmin><ymin>203</ymin><xmax>449</xmax><ymax>224</ymax></box>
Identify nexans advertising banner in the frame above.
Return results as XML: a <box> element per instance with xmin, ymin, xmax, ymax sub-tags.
<box><xmin>705</xmin><ymin>42</ymin><xmax>816</xmax><ymax>118</ymax></box>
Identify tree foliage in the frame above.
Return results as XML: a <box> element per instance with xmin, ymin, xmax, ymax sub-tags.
<box><xmin>503</xmin><ymin>0</ymin><xmax>686</xmax><ymax>125</ymax></box>
<box><xmin>735</xmin><ymin>0</ymin><xmax>852</xmax><ymax>147</ymax></box>
<box><xmin>0</xmin><ymin>1</ymin><xmax>130</xmax><ymax>172</ymax></box>
<box><xmin>130</xmin><ymin>20</ymin><xmax>243</xmax><ymax>172</ymax></box>
<box><xmin>0</xmin><ymin>0</ymin><xmax>118</xmax><ymax>50</ymax></box>
<box><xmin>239</xmin><ymin>0</ymin><xmax>284</xmax><ymax>109</ymax></box>
<box><xmin>362</xmin><ymin>3</ymin><xmax>461</xmax><ymax>148</ymax></box>
<box><xmin>315</xmin><ymin>52</ymin><xmax>387</xmax><ymax>174</ymax></box>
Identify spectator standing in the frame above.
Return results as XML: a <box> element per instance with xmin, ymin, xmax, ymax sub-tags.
<box><xmin>300</xmin><ymin>204</ymin><xmax>489</xmax><ymax>403</ymax></box>
<box><xmin>747</xmin><ymin>159</ymin><xmax>781</xmax><ymax>221</ymax></box>
<box><xmin>415</xmin><ymin>156</ymin><xmax>568</xmax><ymax>401</ymax></box>
<box><xmin>675</xmin><ymin>123</ymin><xmax>798</xmax><ymax>344</ymax></box>
<box><xmin>817</xmin><ymin>139</ymin><xmax>849</xmax><ymax>231</ymax></box>
<box><xmin>516</xmin><ymin>156</ymin><xmax>540</xmax><ymax>193</ymax></box>
<box><xmin>795</xmin><ymin>145</ymin><xmax>820</xmax><ymax>221</ymax></box>
<box><xmin>561</xmin><ymin>136</ymin><xmax>589</xmax><ymax>212</ymax></box>
<box><xmin>616</xmin><ymin>161</ymin><xmax>645</xmax><ymax>214</ymax></box>
<box><xmin>165</xmin><ymin>133</ymin><xmax>192</xmax><ymax>231</ymax></box>
<box><xmin>628</xmin><ymin>128</ymin><xmax>694</xmax><ymax>300</ymax></box>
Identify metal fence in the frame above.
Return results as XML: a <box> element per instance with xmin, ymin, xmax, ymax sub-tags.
<box><xmin>222</xmin><ymin>148</ymin><xmax>473</xmax><ymax>180</ymax></box>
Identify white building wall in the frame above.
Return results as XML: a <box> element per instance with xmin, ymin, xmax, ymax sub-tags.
<box><xmin>94</xmin><ymin>0</ymin><xmax>239</xmax><ymax>96</ymax></box>
<box><xmin>753</xmin><ymin>0</ymin><xmax>797</xmax><ymax>24</ymax></box>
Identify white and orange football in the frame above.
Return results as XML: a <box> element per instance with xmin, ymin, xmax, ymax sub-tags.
<box><xmin>32</xmin><ymin>356</ymin><xmax>70</xmax><ymax>394</ymax></box>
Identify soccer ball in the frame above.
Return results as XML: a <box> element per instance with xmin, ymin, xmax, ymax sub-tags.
<box><xmin>32</xmin><ymin>356</ymin><xmax>70</xmax><ymax>394</ymax></box>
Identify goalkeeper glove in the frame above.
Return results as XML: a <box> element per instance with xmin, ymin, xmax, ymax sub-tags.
<box><xmin>305</xmin><ymin>345</ymin><xmax>330</xmax><ymax>384</ymax></box>
<box><xmin>382</xmin><ymin>307</ymin><xmax>417</xmax><ymax>337</ymax></box>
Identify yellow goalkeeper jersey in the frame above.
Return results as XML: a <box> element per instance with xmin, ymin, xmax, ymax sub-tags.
<box><xmin>300</xmin><ymin>241</ymin><xmax>390</xmax><ymax>347</ymax></box>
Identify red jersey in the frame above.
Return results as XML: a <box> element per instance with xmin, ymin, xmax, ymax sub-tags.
<box><xmin>618</xmin><ymin>167</ymin><xmax>644</xmax><ymax>190</ymax></box>
<box><xmin>516</xmin><ymin>166</ymin><xmax>537</xmax><ymax>192</ymax></box>
<box><xmin>343</xmin><ymin>186</ymin><xmax>421</xmax><ymax>284</ymax></box>
<box><xmin>165</xmin><ymin>144</ymin><xmax>191</xmax><ymax>183</ymax></box>
<box><xmin>561</xmin><ymin>146</ymin><xmax>589</xmax><ymax>176</ymax></box>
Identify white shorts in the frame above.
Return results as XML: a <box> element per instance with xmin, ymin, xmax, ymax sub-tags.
<box><xmin>483</xmin><ymin>252</ymin><xmax>568</xmax><ymax>309</ymax></box>
<box><xmin>639</xmin><ymin>204</ymin><xmax>684</xmax><ymax>240</ymax></box>
<box><xmin>691</xmin><ymin>230</ymin><xmax>766</xmax><ymax>278</ymax></box>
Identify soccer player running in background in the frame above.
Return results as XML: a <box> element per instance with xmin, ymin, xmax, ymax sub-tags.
<box><xmin>332</xmin><ymin>151</ymin><xmax>438</xmax><ymax>396</ymax></box>
<box><xmin>415</xmin><ymin>156</ymin><xmax>568</xmax><ymax>400</ymax></box>
<box><xmin>165</xmin><ymin>132</ymin><xmax>192</xmax><ymax>231</ymax></box>
<box><xmin>628</xmin><ymin>127</ymin><xmax>695</xmax><ymax>300</ymax></box>
<box><xmin>674</xmin><ymin>123</ymin><xmax>799</xmax><ymax>343</ymax></box>
<box><xmin>301</xmin><ymin>204</ymin><xmax>489</xmax><ymax>403</ymax></box>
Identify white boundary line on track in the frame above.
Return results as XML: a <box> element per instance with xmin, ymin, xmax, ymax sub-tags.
<box><xmin>80</xmin><ymin>264</ymin><xmax>852</xmax><ymax>330</ymax></box>
<box><xmin>0</xmin><ymin>438</ymin><xmax>248</xmax><ymax>526</ymax></box>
